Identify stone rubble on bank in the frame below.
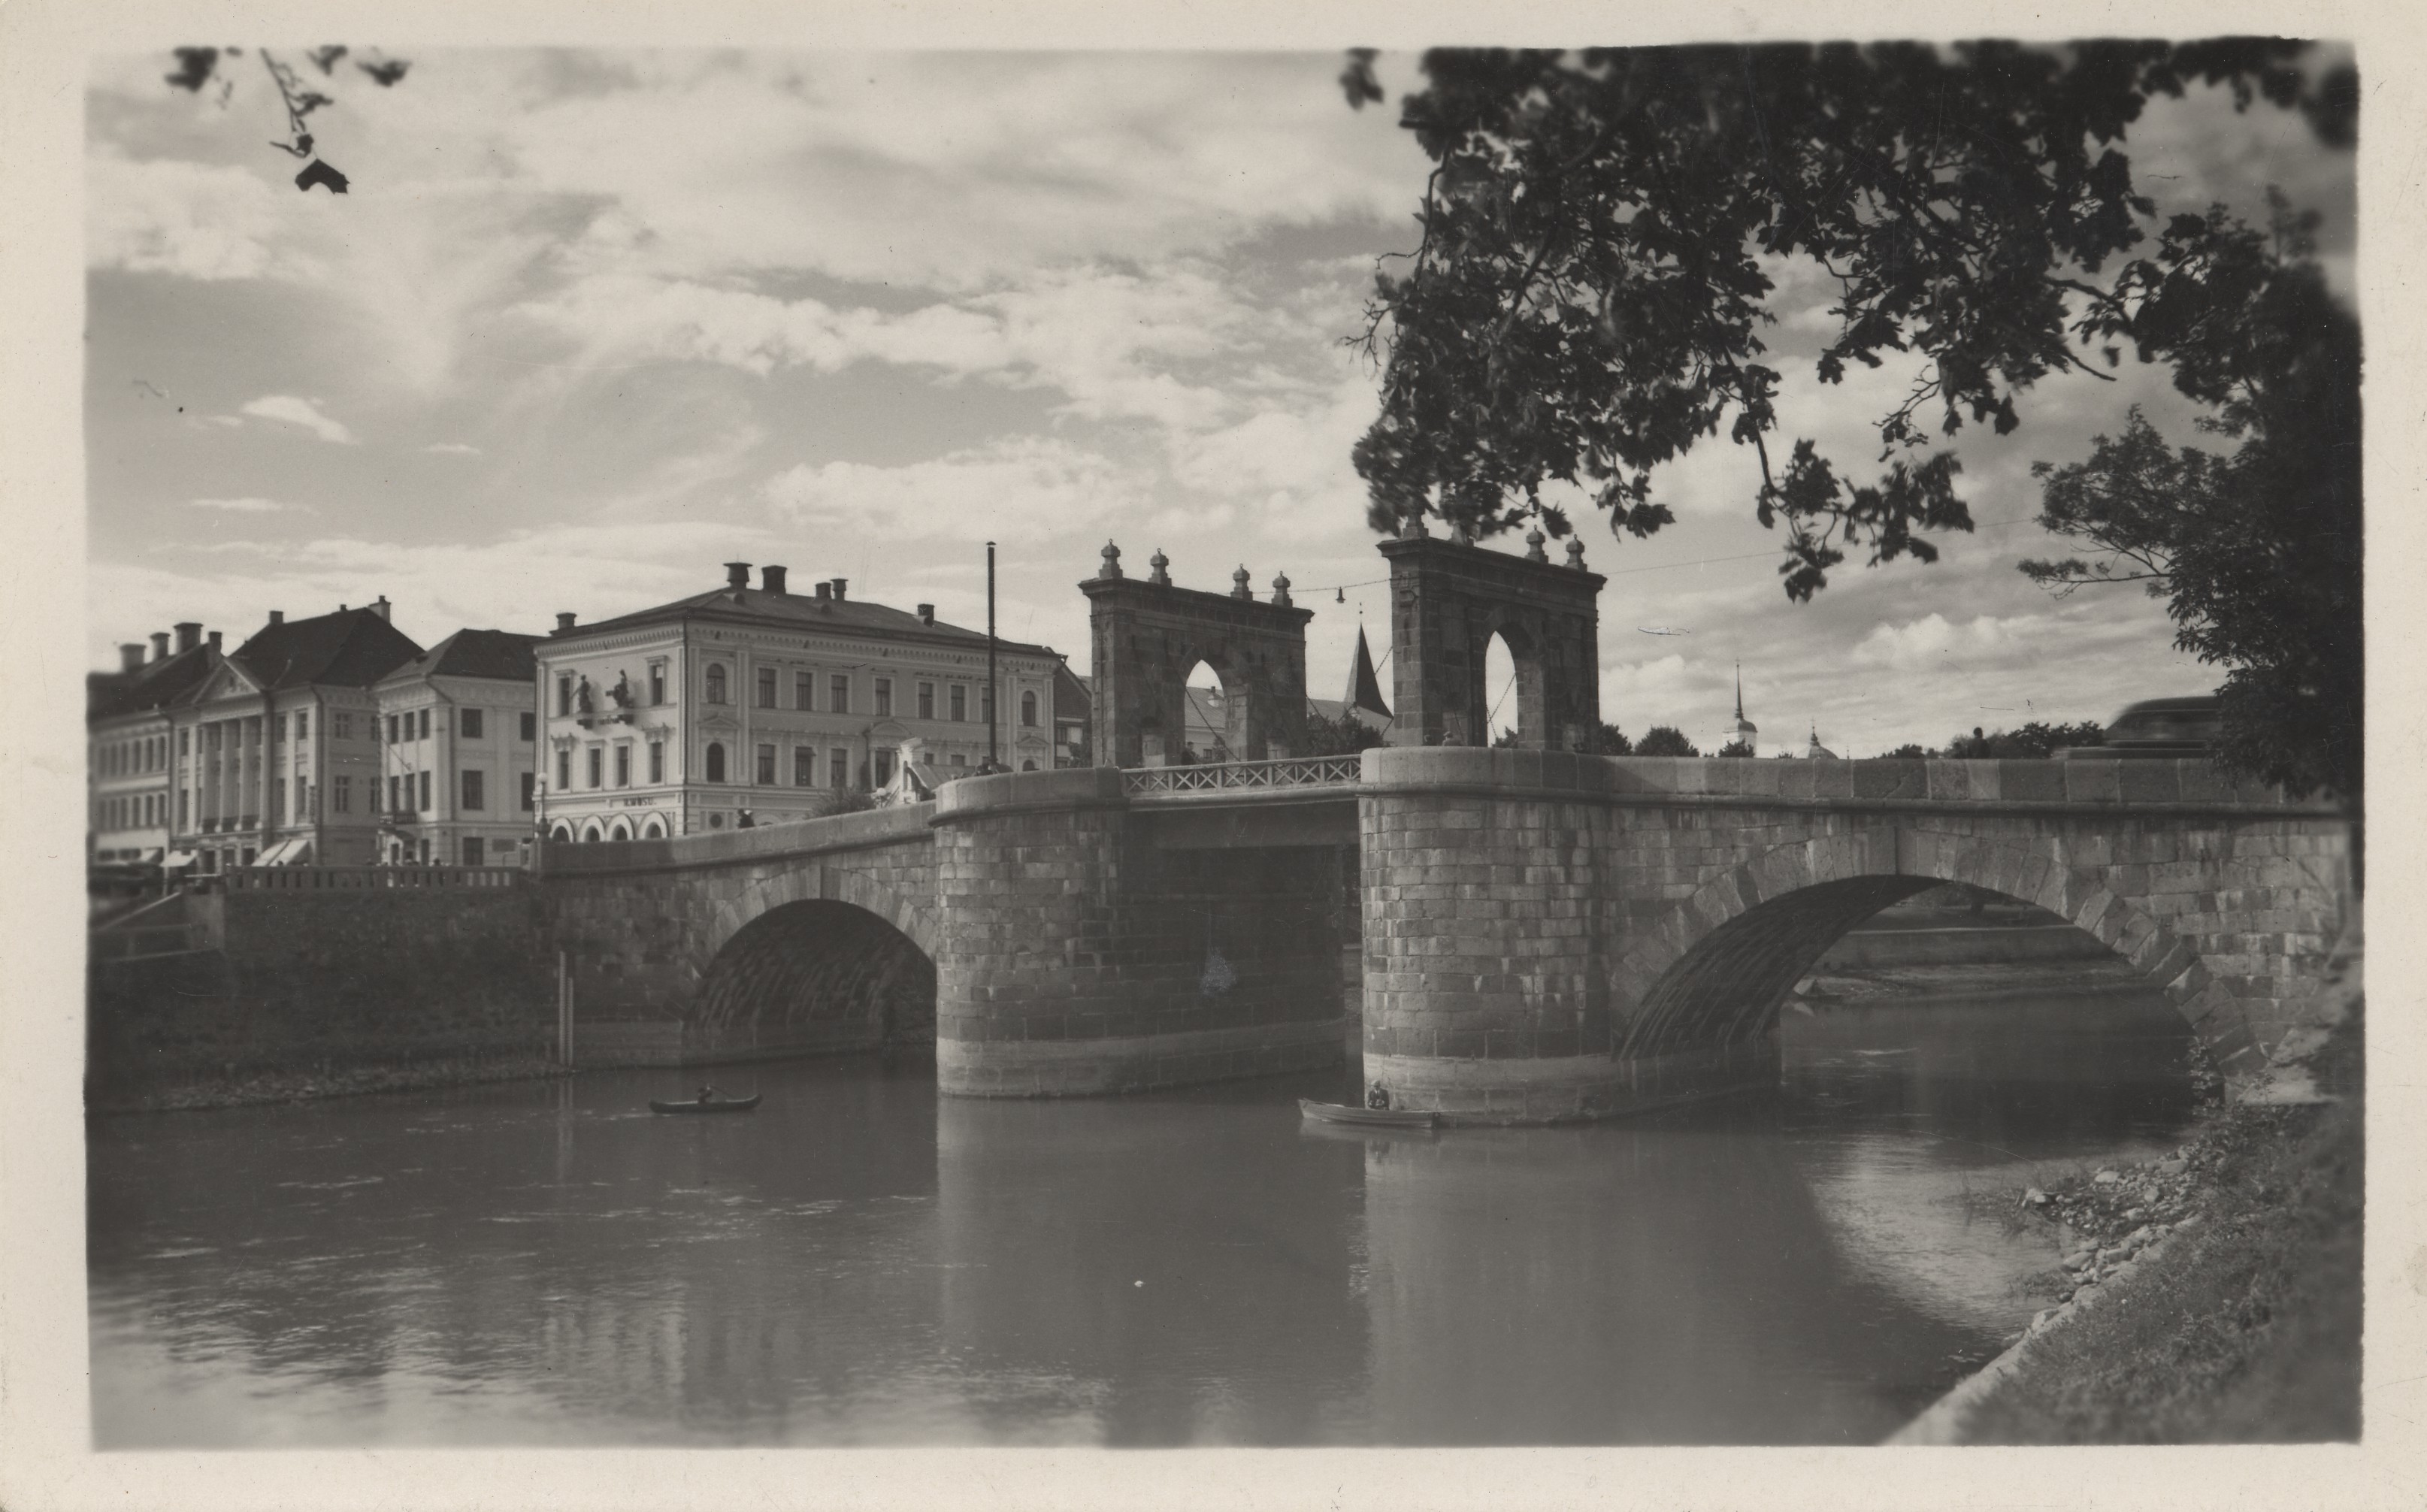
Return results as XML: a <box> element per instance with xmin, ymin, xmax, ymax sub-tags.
<box><xmin>2006</xmin><ymin>1126</ymin><xmax>2226</xmax><ymax>1339</ymax></box>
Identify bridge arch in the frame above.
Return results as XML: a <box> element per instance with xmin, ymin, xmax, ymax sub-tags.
<box><xmin>691</xmin><ymin>866</ymin><xmax>941</xmax><ymax>1054</ymax></box>
<box><xmin>1610</xmin><ymin>829</ymin><xmax>2246</xmax><ymax>1071</ymax></box>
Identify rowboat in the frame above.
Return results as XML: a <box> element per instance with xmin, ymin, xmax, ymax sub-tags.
<box><xmin>1298</xmin><ymin>1098</ymin><xmax>1438</xmax><ymax>1130</ymax></box>
<box><xmin>649</xmin><ymin>1094</ymin><xmax>762</xmax><ymax>1115</ymax></box>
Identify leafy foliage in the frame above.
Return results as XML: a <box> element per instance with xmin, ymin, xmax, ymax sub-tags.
<box><xmin>1635</xmin><ymin>724</ymin><xmax>1699</xmax><ymax>757</ymax></box>
<box><xmin>1881</xmin><ymin>742</ymin><xmax>1931</xmax><ymax>759</ymax></box>
<box><xmin>1716</xmin><ymin>737</ymin><xmax>1756</xmax><ymax>758</ymax></box>
<box><xmin>164</xmin><ymin>44</ymin><xmax>410</xmax><ymax>192</ymax></box>
<box><xmin>1590</xmin><ymin>721</ymin><xmax>1633</xmax><ymax>755</ymax></box>
<box><xmin>1941</xmin><ymin>721</ymin><xmax>2106</xmax><ymax>759</ymax></box>
<box><xmin>2020</xmin><ymin>195</ymin><xmax>2360</xmax><ymax>798</ymax></box>
<box><xmin>1344</xmin><ymin>44</ymin><xmax>2349</xmax><ymax>599</ymax></box>
<box><xmin>1301</xmin><ymin>707</ymin><xmax>1388</xmax><ymax>757</ymax></box>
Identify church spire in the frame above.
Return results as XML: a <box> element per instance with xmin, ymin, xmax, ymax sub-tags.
<box><xmin>1344</xmin><ymin>624</ymin><xmax>1392</xmax><ymax>720</ymax></box>
<box><xmin>1732</xmin><ymin>661</ymin><xmax>1757</xmax><ymax>742</ymax></box>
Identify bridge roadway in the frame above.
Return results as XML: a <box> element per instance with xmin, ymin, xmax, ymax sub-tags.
<box><xmin>539</xmin><ymin>748</ymin><xmax>2350</xmax><ymax>1124</ymax></box>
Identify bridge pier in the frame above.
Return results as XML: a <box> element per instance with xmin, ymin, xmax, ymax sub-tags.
<box><xmin>932</xmin><ymin>767</ymin><xmax>1351</xmax><ymax>1097</ymax></box>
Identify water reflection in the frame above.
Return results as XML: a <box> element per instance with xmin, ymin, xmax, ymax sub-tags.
<box><xmin>87</xmin><ymin>989</ymin><xmax>2195</xmax><ymax>1447</ymax></box>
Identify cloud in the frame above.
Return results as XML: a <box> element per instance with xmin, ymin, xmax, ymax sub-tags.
<box><xmin>422</xmin><ymin>442</ymin><xmax>481</xmax><ymax>455</ymax></box>
<box><xmin>189</xmin><ymin>497</ymin><xmax>301</xmax><ymax>514</ymax></box>
<box><xmin>763</xmin><ymin>436</ymin><xmax>1135</xmax><ymax>541</ymax></box>
<box><xmin>238</xmin><ymin>395</ymin><xmax>356</xmax><ymax>444</ymax></box>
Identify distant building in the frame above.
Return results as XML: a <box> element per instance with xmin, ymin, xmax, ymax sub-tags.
<box><xmin>534</xmin><ymin>563</ymin><xmax>1063</xmax><ymax>841</ymax></box>
<box><xmin>1731</xmin><ymin>663</ymin><xmax>1757</xmax><ymax>749</ymax></box>
<box><xmin>165</xmin><ymin>599</ymin><xmax>424</xmax><ymax>872</ymax></box>
<box><xmin>1342</xmin><ymin>624</ymin><xmax>1393</xmax><ymax>721</ymax></box>
<box><xmin>1052</xmin><ymin>665</ymin><xmax>1092</xmax><ymax>768</ymax></box>
<box><xmin>87</xmin><ymin>624</ymin><xmax>217</xmax><ymax>866</ymax></box>
<box><xmin>374</xmin><ymin>629</ymin><xmax>543</xmax><ymax>867</ymax></box>
<box><xmin>1807</xmin><ymin>723</ymin><xmax>1839</xmax><ymax>761</ymax></box>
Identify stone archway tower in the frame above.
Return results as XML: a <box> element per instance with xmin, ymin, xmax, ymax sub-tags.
<box><xmin>1082</xmin><ymin>543</ymin><xmax>1314</xmax><ymax>767</ymax></box>
<box><xmin>1379</xmin><ymin>527</ymin><xmax>1605</xmax><ymax>749</ymax></box>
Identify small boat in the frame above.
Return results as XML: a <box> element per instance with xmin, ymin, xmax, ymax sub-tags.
<box><xmin>1298</xmin><ymin>1098</ymin><xmax>1438</xmax><ymax>1130</ymax></box>
<box><xmin>649</xmin><ymin>1093</ymin><xmax>762</xmax><ymax>1116</ymax></box>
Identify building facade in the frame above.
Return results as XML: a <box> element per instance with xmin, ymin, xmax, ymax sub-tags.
<box><xmin>87</xmin><ymin>624</ymin><xmax>217</xmax><ymax>865</ymax></box>
<box><xmin>534</xmin><ymin>563</ymin><xmax>1063</xmax><ymax>842</ymax></box>
<box><xmin>164</xmin><ymin>600</ymin><xmax>422</xmax><ymax>872</ymax></box>
<box><xmin>374</xmin><ymin>629</ymin><xmax>543</xmax><ymax>867</ymax></box>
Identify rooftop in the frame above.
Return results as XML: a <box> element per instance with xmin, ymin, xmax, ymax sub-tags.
<box><xmin>383</xmin><ymin>627</ymin><xmax>543</xmax><ymax>687</ymax></box>
<box><xmin>556</xmin><ymin>568</ymin><xmax>1058</xmax><ymax>660</ymax></box>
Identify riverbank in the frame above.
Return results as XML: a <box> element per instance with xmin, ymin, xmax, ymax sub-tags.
<box><xmin>1894</xmin><ymin>945</ymin><xmax>2362</xmax><ymax>1444</ymax></box>
<box><xmin>86</xmin><ymin>1054</ymin><xmax>572</xmax><ymax>1115</ymax></box>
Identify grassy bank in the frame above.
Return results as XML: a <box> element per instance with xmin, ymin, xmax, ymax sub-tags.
<box><xmin>1950</xmin><ymin>1012</ymin><xmax>2362</xmax><ymax>1442</ymax></box>
<box><xmin>87</xmin><ymin>1054</ymin><xmax>572</xmax><ymax>1115</ymax></box>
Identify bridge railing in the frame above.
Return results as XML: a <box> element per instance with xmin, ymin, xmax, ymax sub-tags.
<box><xmin>218</xmin><ymin>866</ymin><xmax>525</xmax><ymax>891</ymax></box>
<box><xmin>1123</xmin><ymin>754</ymin><xmax>1364</xmax><ymax>796</ymax></box>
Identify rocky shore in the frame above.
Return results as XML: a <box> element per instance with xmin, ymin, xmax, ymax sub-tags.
<box><xmin>87</xmin><ymin>1054</ymin><xmax>572</xmax><ymax>1115</ymax></box>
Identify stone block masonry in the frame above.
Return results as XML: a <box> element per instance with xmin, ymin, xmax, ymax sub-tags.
<box><xmin>88</xmin><ymin>884</ymin><xmax>552</xmax><ymax>1098</ymax></box>
<box><xmin>1358</xmin><ymin>746</ymin><xmax>2350</xmax><ymax>1124</ymax></box>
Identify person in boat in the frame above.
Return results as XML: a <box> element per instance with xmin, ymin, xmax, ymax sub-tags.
<box><xmin>696</xmin><ymin>1084</ymin><xmax>716</xmax><ymax>1105</ymax></box>
<box><xmin>1366</xmin><ymin>1081</ymin><xmax>1390</xmax><ymax>1110</ymax></box>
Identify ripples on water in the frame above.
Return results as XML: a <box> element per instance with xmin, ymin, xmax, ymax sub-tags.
<box><xmin>87</xmin><ymin>989</ymin><xmax>2195</xmax><ymax>1447</ymax></box>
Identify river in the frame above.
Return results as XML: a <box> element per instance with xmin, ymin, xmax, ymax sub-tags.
<box><xmin>86</xmin><ymin>986</ymin><xmax>2197</xmax><ymax>1447</ymax></box>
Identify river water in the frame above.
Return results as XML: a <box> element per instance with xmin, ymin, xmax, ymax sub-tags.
<box><xmin>87</xmin><ymin>988</ymin><xmax>2197</xmax><ymax>1447</ymax></box>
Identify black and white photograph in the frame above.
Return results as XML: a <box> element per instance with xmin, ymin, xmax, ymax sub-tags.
<box><xmin>3</xmin><ymin>2</ymin><xmax>2419</xmax><ymax>1506</ymax></box>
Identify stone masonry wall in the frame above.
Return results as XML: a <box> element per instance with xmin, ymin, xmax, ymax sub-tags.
<box><xmin>1360</xmin><ymin>746</ymin><xmax>2351</xmax><ymax>1123</ymax></box>
<box><xmin>88</xmin><ymin>885</ymin><xmax>552</xmax><ymax>1096</ymax></box>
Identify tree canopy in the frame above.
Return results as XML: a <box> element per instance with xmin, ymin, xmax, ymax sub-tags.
<box><xmin>165</xmin><ymin>45</ymin><xmax>411</xmax><ymax>193</ymax></box>
<box><xmin>1342</xmin><ymin>43</ymin><xmax>2353</xmax><ymax>599</ymax></box>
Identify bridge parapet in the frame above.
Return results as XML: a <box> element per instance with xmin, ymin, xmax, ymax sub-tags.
<box><xmin>1122</xmin><ymin>754</ymin><xmax>1363</xmax><ymax>800</ymax></box>
<box><xmin>538</xmin><ymin>802</ymin><xmax>936</xmax><ymax>875</ymax></box>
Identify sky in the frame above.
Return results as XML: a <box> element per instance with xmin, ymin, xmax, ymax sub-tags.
<box><xmin>83</xmin><ymin>46</ymin><xmax>2356</xmax><ymax>756</ymax></box>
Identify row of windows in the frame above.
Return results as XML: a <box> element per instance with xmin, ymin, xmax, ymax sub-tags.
<box><xmin>95</xmin><ymin>793</ymin><xmax>164</xmax><ymax>830</ymax></box>
<box><xmin>97</xmin><ymin>735</ymin><xmax>168</xmax><ymax>777</ymax></box>
<box><xmin>384</xmin><ymin>770</ymin><xmax>537</xmax><ymax>815</ymax></box>
<box><xmin>384</xmin><ymin>707</ymin><xmax>535</xmax><ymax>745</ymax></box>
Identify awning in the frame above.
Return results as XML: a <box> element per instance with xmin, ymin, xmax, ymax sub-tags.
<box><xmin>138</xmin><ymin>848</ymin><xmax>163</xmax><ymax>864</ymax></box>
<box><xmin>257</xmin><ymin>836</ymin><xmax>305</xmax><ymax>866</ymax></box>
<box><xmin>274</xmin><ymin>838</ymin><xmax>314</xmax><ymax>866</ymax></box>
<box><xmin>162</xmin><ymin>850</ymin><xmax>198</xmax><ymax>868</ymax></box>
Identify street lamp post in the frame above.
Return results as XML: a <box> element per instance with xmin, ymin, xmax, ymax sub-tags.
<box><xmin>986</xmin><ymin>540</ymin><xmax>999</xmax><ymax>772</ymax></box>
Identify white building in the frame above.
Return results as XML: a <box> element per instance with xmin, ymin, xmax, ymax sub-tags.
<box><xmin>374</xmin><ymin>629</ymin><xmax>543</xmax><ymax>867</ymax></box>
<box><xmin>87</xmin><ymin>624</ymin><xmax>216</xmax><ymax>866</ymax></box>
<box><xmin>534</xmin><ymin>562</ymin><xmax>1064</xmax><ymax>842</ymax></box>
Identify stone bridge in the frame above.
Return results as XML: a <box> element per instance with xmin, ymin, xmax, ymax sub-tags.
<box><xmin>539</xmin><ymin>748</ymin><xmax>2348</xmax><ymax>1122</ymax></box>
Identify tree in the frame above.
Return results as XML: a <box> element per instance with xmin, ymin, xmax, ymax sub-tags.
<box><xmin>1881</xmin><ymin>742</ymin><xmax>1932</xmax><ymax>759</ymax></box>
<box><xmin>164</xmin><ymin>45</ymin><xmax>411</xmax><ymax>193</ymax></box>
<box><xmin>1941</xmin><ymin>721</ymin><xmax>2105</xmax><ymax>759</ymax></box>
<box><xmin>1716</xmin><ymin>737</ymin><xmax>1755</xmax><ymax>758</ymax></box>
<box><xmin>1301</xmin><ymin>707</ymin><xmax>1388</xmax><ymax>757</ymax></box>
<box><xmin>1636</xmin><ymin>725</ymin><xmax>1699</xmax><ymax>757</ymax></box>
<box><xmin>2020</xmin><ymin>195</ymin><xmax>2359</xmax><ymax>797</ymax></box>
<box><xmin>1590</xmin><ymin>722</ymin><xmax>1633</xmax><ymax>755</ymax></box>
<box><xmin>1341</xmin><ymin>44</ymin><xmax>2352</xmax><ymax>598</ymax></box>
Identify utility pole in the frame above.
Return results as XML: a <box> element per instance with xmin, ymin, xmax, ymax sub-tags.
<box><xmin>987</xmin><ymin>540</ymin><xmax>999</xmax><ymax>770</ymax></box>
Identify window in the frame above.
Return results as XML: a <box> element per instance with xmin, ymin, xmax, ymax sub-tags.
<box><xmin>389</xmin><ymin>775</ymin><xmax>402</xmax><ymax>813</ymax></box>
<box><xmin>950</xmin><ymin>685</ymin><xmax>967</xmax><ymax>722</ymax></box>
<box><xmin>830</xmin><ymin>748</ymin><xmax>850</xmax><ymax>789</ymax></box>
<box><xmin>332</xmin><ymin>713</ymin><xmax>349</xmax><ymax>741</ymax></box>
<box><xmin>794</xmin><ymin>746</ymin><xmax>814</xmax><ymax>787</ymax></box>
<box><xmin>874</xmin><ymin>678</ymin><xmax>893</xmax><ymax>717</ymax></box>
<box><xmin>824</xmin><ymin>673</ymin><xmax>846</xmax><ymax>713</ymax></box>
<box><xmin>950</xmin><ymin>752</ymin><xmax>967</xmax><ymax>768</ymax></box>
<box><xmin>557</xmin><ymin>674</ymin><xmax>573</xmax><ymax>716</ymax></box>
<box><xmin>586</xmin><ymin>747</ymin><xmax>602</xmax><ymax>789</ymax></box>
<box><xmin>756</xmin><ymin>667</ymin><xmax>776</xmax><ymax>709</ymax></box>
<box><xmin>463</xmin><ymin>837</ymin><xmax>485</xmax><ymax>867</ymax></box>
<box><xmin>556</xmin><ymin>748</ymin><xmax>570</xmax><ymax>791</ymax></box>
<box><xmin>706</xmin><ymin>742</ymin><xmax>726</xmax><ymax>783</ymax></box>
<box><xmin>756</xmin><ymin>743</ymin><xmax>776</xmax><ymax>785</ymax></box>
<box><xmin>179</xmin><ymin>728</ymin><xmax>189</xmax><ymax>755</ymax></box>
<box><xmin>419</xmin><ymin>770</ymin><xmax>432</xmax><ymax>810</ymax></box>
<box><xmin>519</xmin><ymin>772</ymin><xmax>534</xmax><ymax>811</ymax></box>
<box><xmin>462</xmin><ymin>770</ymin><xmax>486</xmax><ymax>810</ymax></box>
<box><xmin>705</xmin><ymin>665</ymin><xmax>728</xmax><ymax>704</ymax></box>
<box><xmin>387</xmin><ymin>714</ymin><xmax>400</xmax><ymax>745</ymax></box>
<box><xmin>418</xmin><ymin>839</ymin><xmax>430</xmax><ymax>864</ymax></box>
<box><xmin>615</xmin><ymin>744</ymin><xmax>631</xmax><ymax>787</ymax></box>
<box><xmin>519</xmin><ymin>711</ymin><xmax>535</xmax><ymax>742</ymax></box>
<box><xmin>649</xmin><ymin>742</ymin><xmax>664</xmax><ymax>784</ymax></box>
<box><xmin>419</xmin><ymin>708</ymin><xmax>431</xmax><ymax>740</ymax></box>
<box><xmin>795</xmin><ymin>671</ymin><xmax>814</xmax><ymax>711</ymax></box>
<box><xmin>297</xmin><ymin>710</ymin><xmax>310</xmax><ymax>740</ymax></box>
<box><xmin>178</xmin><ymin>791</ymin><xmax>189</xmax><ymax>827</ymax></box>
<box><xmin>1022</xmin><ymin>690</ymin><xmax>1039</xmax><ymax>727</ymax></box>
<box><xmin>649</xmin><ymin>662</ymin><xmax>667</xmax><ymax>706</ymax></box>
<box><xmin>328</xmin><ymin>775</ymin><xmax>349</xmax><ymax>814</ymax></box>
<box><xmin>918</xmin><ymin>682</ymin><xmax>935</xmax><ymax>720</ymax></box>
<box><xmin>295</xmin><ymin>782</ymin><xmax>309</xmax><ymax>821</ymax></box>
<box><xmin>461</xmin><ymin>708</ymin><xmax>484</xmax><ymax>739</ymax></box>
<box><xmin>875</xmin><ymin>748</ymin><xmax>896</xmax><ymax>786</ymax></box>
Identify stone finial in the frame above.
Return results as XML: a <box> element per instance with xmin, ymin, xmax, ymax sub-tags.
<box><xmin>1271</xmin><ymin>571</ymin><xmax>1293</xmax><ymax>608</ymax></box>
<box><xmin>1566</xmin><ymin>537</ymin><xmax>1587</xmax><ymax>570</ymax></box>
<box><xmin>1526</xmin><ymin>525</ymin><xmax>1548</xmax><ymax>562</ymax></box>
<box><xmin>1232</xmin><ymin>564</ymin><xmax>1252</xmax><ymax>600</ymax></box>
<box><xmin>1100</xmin><ymin>539</ymin><xmax>1124</xmax><ymax>579</ymax></box>
<box><xmin>1148</xmin><ymin>548</ymin><xmax>1171</xmax><ymax>586</ymax></box>
<box><xmin>1399</xmin><ymin>510</ymin><xmax>1425</xmax><ymax>540</ymax></box>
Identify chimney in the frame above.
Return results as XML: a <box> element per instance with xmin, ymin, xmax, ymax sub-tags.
<box><xmin>814</xmin><ymin>582</ymin><xmax>831</xmax><ymax>600</ymax></box>
<box><xmin>724</xmin><ymin>561</ymin><xmax>752</xmax><ymax>590</ymax></box>
<box><xmin>555</xmin><ymin>612</ymin><xmax>577</xmax><ymax>633</ymax></box>
<box><xmin>368</xmin><ymin>595</ymin><xmax>391</xmax><ymax>621</ymax></box>
<box><xmin>831</xmin><ymin>577</ymin><xmax>848</xmax><ymax>602</ymax></box>
<box><xmin>761</xmin><ymin>565</ymin><xmax>788</xmax><ymax>595</ymax></box>
<box><xmin>268</xmin><ymin>610</ymin><xmax>284</xmax><ymax>626</ymax></box>
<box><xmin>119</xmin><ymin>643</ymin><xmax>145</xmax><ymax>673</ymax></box>
<box><xmin>150</xmin><ymin>632</ymin><xmax>169</xmax><ymax>662</ymax></box>
<box><xmin>917</xmin><ymin>603</ymin><xmax>935</xmax><ymax>626</ymax></box>
<box><xmin>207</xmin><ymin>630</ymin><xmax>222</xmax><ymax>652</ymax></box>
<box><xmin>174</xmin><ymin>621</ymin><xmax>201</xmax><ymax>653</ymax></box>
